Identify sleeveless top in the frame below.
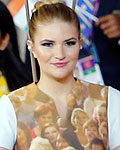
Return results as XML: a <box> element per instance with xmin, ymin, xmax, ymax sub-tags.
<box><xmin>7</xmin><ymin>79</ymin><xmax>116</xmax><ymax>150</ymax></box>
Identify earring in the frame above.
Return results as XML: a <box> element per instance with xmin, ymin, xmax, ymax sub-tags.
<box><xmin>80</xmin><ymin>45</ymin><xmax>83</xmax><ymax>50</ymax></box>
<box><xmin>28</xmin><ymin>45</ymin><xmax>31</xmax><ymax>51</ymax></box>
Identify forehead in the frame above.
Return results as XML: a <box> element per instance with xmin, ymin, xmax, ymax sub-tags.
<box><xmin>92</xmin><ymin>145</ymin><xmax>103</xmax><ymax>150</ymax></box>
<box><xmin>34</xmin><ymin>19</ymin><xmax>78</xmax><ymax>40</ymax></box>
<box><xmin>41</xmin><ymin>111</ymin><xmax>53</xmax><ymax>117</ymax></box>
<box><xmin>87</xmin><ymin>124</ymin><xmax>97</xmax><ymax>129</ymax></box>
<box><xmin>45</xmin><ymin>126</ymin><xmax>57</xmax><ymax>132</ymax></box>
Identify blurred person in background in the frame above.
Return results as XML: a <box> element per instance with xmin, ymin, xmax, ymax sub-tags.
<box><xmin>93</xmin><ymin>0</ymin><xmax>120</xmax><ymax>90</ymax></box>
<box><xmin>0</xmin><ymin>1</ymin><xmax>32</xmax><ymax>97</ymax></box>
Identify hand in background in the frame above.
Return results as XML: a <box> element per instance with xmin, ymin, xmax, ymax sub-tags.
<box><xmin>96</xmin><ymin>14</ymin><xmax>120</xmax><ymax>39</ymax></box>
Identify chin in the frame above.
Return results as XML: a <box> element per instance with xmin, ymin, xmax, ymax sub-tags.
<box><xmin>51</xmin><ymin>71</ymin><xmax>73</xmax><ymax>81</ymax></box>
<box><xmin>52</xmin><ymin>75</ymin><xmax>68</xmax><ymax>81</ymax></box>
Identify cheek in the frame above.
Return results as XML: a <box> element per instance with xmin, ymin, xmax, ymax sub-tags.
<box><xmin>68</xmin><ymin>48</ymin><xmax>80</xmax><ymax>60</ymax></box>
<box><xmin>36</xmin><ymin>49</ymin><xmax>52</xmax><ymax>62</ymax></box>
<box><xmin>44</xmin><ymin>133</ymin><xmax>50</xmax><ymax>138</ymax></box>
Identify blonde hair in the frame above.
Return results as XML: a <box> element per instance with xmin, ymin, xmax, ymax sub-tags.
<box><xmin>71</xmin><ymin>108</ymin><xmax>89</xmax><ymax>127</ymax></box>
<box><xmin>83</xmin><ymin>119</ymin><xmax>98</xmax><ymax>130</ymax></box>
<box><xmin>29</xmin><ymin>0</ymin><xmax>80</xmax><ymax>41</ymax></box>
<box><xmin>99</xmin><ymin>121</ymin><xmax>107</xmax><ymax>137</ymax></box>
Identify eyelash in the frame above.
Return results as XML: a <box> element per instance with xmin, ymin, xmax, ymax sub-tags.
<box><xmin>41</xmin><ymin>41</ymin><xmax>76</xmax><ymax>47</ymax></box>
<box><xmin>41</xmin><ymin>42</ymin><xmax>53</xmax><ymax>47</ymax></box>
<box><xmin>65</xmin><ymin>41</ymin><xmax>76</xmax><ymax>46</ymax></box>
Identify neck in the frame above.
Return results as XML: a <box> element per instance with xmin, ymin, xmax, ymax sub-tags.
<box><xmin>37</xmin><ymin>73</ymin><xmax>76</xmax><ymax>100</ymax></box>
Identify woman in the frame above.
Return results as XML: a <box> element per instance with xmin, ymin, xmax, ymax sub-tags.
<box><xmin>71</xmin><ymin>108</ymin><xmax>89</xmax><ymax>146</ymax></box>
<box><xmin>0</xmin><ymin>0</ymin><xmax>120</xmax><ymax>150</ymax></box>
<box><xmin>83</xmin><ymin>119</ymin><xmax>100</xmax><ymax>150</ymax></box>
<box><xmin>31</xmin><ymin>103</ymin><xmax>56</xmax><ymax>138</ymax></box>
<box><xmin>0</xmin><ymin>1</ymin><xmax>32</xmax><ymax>96</ymax></box>
<box><xmin>41</xmin><ymin>123</ymin><xmax>69</xmax><ymax>150</ymax></box>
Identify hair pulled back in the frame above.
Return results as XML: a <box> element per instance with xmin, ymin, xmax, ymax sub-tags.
<box><xmin>29</xmin><ymin>0</ymin><xmax>80</xmax><ymax>40</ymax></box>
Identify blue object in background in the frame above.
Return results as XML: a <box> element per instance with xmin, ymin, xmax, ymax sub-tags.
<box><xmin>77</xmin><ymin>0</ymin><xmax>97</xmax><ymax>49</ymax></box>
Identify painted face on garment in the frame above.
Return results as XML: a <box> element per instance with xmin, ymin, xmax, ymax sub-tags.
<box><xmin>75</xmin><ymin>111</ymin><xmax>89</xmax><ymax>127</ymax></box>
<box><xmin>29</xmin><ymin>19</ymin><xmax>81</xmax><ymax>80</ymax></box>
<box><xmin>37</xmin><ymin>111</ymin><xmax>54</xmax><ymax>127</ymax></box>
<box><xmin>44</xmin><ymin>126</ymin><xmax>59</xmax><ymax>144</ymax></box>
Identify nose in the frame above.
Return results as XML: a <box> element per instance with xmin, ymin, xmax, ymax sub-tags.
<box><xmin>54</xmin><ymin>45</ymin><xmax>65</xmax><ymax>60</ymax></box>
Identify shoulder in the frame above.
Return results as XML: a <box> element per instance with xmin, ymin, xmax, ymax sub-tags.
<box><xmin>76</xmin><ymin>78</ymin><xmax>107</xmax><ymax>89</ymax></box>
<box><xmin>8</xmin><ymin>82</ymin><xmax>37</xmax><ymax>106</ymax></box>
<box><xmin>76</xmin><ymin>79</ymin><xmax>108</xmax><ymax>100</ymax></box>
<box><xmin>8</xmin><ymin>82</ymin><xmax>37</xmax><ymax>98</ymax></box>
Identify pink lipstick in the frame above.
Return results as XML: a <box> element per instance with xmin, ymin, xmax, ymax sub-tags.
<box><xmin>52</xmin><ymin>62</ymin><xmax>68</xmax><ymax>68</ymax></box>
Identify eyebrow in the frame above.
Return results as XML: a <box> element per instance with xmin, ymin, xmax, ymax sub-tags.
<box><xmin>40</xmin><ymin>39</ymin><xmax>54</xmax><ymax>43</ymax></box>
<box><xmin>64</xmin><ymin>37</ymin><xmax>77</xmax><ymax>42</ymax></box>
<box><xmin>40</xmin><ymin>37</ymin><xmax>77</xmax><ymax>43</ymax></box>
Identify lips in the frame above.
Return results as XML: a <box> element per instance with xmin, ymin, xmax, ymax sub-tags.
<box><xmin>52</xmin><ymin>62</ymin><xmax>68</xmax><ymax>68</ymax></box>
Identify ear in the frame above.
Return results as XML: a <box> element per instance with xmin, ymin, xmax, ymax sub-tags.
<box><xmin>0</xmin><ymin>33</ymin><xmax>10</xmax><ymax>51</ymax></box>
<box><xmin>79</xmin><ymin>38</ymin><xmax>83</xmax><ymax>50</ymax></box>
<box><xmin>27</xmin><ymin>40</ymin><xmax>37</xmax><ymax>58</ymax></box>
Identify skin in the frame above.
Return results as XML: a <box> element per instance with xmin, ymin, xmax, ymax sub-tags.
<box><xmin>85</xmin><ymin>125</ymin><xmax>98</xmax><ymax>142</ymax></box>
<box><xmin>92</xmin><ymin>144</ymin><xmax>103</xmax><ymax>150</ymax></box>
<box><xmin>29</xmin><ymin>19</ymin><xmax>81</xmax><ymax>81</ymax></box>
<box><xmin>37</xmin><ymin>111</ymin><xmax>54</xmax><ymax>127</ymax></box>
<box><xmin>96</xmin><ymin>14</ymin><xmax>120</xmax><ymax>38</ymax></box>
<box><xmin>44</xmin><ymin>126</ymin><xmax>59</xmax><ymax>145</ymax></box>
<box><xmin>27</xmin><ymin>19</ymin><xmax>82</xmax><ymax>119</ymax></box>
<box><xmin>74</xmin><ymin>111</ymin><xmax>89</xmax><ymax>127</ymax></box>
<box><xmin>33</xmin><ymin>111</ymin><xmax>54</xmax><ymax>136</ymax></box>
<box><xmin>0</xmin><ymin>33</ymin><xmax>10</xmax><ymax>51</ymax></box>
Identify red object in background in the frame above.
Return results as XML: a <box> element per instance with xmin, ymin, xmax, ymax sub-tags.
<box><xmin>7</xmin><ymin>0</ymin><xmax>24</xmax><ymax>17</ymax></box>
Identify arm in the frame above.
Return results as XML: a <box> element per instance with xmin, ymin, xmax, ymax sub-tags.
<box><xmin>96</xmin><ymin>14</ymin><xmax>120</xmax><ymax>38</ymax></box>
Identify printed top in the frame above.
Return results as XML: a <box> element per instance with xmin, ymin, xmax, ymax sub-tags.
<box><xmin>8</xmin><ymin>79</ymin><xmax>108</xmax><ymax>150</ymax></box>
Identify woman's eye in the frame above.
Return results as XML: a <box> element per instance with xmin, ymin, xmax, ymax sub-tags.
<box><xmin>65</xmin><ymin>41</ymin><xmax>76</xmax><ymax>46</ymax></box>
<box><xmin>41</xmin><ymin>42</ymin><xmax>53</xmax><ymax>47</ymax></box>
